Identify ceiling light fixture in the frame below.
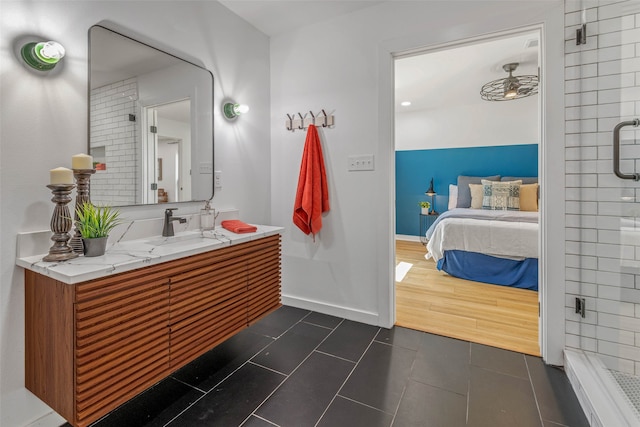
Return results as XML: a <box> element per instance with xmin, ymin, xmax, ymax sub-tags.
<box><xmin>480</xmin><ymin>63</ymin><xmax>538</xmax><ymax>101</ymax></box>
<box><xmin>401</xmin><ymin>101</ymin><xmax>411</xmax><ymax>107</ymax></box>
<box><xmin>21</xmin><ymin>41</ymin><xmax>66</xmax><ymax>71</ymax></box>
<box><xmin>223</xmin><ymin>102</ymin><xmax>249</xmax><ymax>119</ymax></box>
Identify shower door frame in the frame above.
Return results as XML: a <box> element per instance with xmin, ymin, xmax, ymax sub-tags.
<box><xmin>564</xmin><ymin>0</ymin><xmax>640</xmax><ymax>424</ymax></box>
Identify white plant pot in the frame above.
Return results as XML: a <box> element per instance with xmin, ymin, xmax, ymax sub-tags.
<box><xmin>421</xmin><ymin>207</ymin><xmax>430</xmax><ymax>215</ymax></box>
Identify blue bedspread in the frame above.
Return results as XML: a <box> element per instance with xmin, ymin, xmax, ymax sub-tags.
<box><xmin>437</xmin><ymin>250</ymin><xmax>538</xmax><ymax>291</ymax></box>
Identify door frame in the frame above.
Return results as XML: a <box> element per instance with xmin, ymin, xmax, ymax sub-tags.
<box><xmin>377</xmin><ymin>18</ymin><xmax>566</xmax><ymax>365</ymax></box>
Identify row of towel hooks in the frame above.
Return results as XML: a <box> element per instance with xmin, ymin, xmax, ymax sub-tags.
<box><xmin>286</xmin><ymin>109</ymin><xmax>335</xmax><ymax>132</ymax></box>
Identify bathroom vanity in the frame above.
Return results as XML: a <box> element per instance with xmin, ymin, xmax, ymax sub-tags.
<box><xmin>17</xmin><ymin>225</ymin><xmax>282</xmax><ymax>427</ymax></box>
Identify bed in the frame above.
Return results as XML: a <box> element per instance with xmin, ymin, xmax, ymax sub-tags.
<box><xmin>425</xmin><ymin>208</ymin><xmax>539</xmax><ymax>291</ymax></box>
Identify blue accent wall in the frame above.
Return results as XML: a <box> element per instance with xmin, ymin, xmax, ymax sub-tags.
<box><xmin>396</xmin><ymin>144</ymin><xmax>538</xmax><ymax>236</ymax></box>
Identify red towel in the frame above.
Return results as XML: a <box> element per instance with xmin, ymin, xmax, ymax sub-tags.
<box><xmin>221</xmin><ymin>220</ymin><xmax>257</xmax><ymax>233</ymax></box>
<box><xmin>293</xmin><ymin>125</ymin><xmax>329</xmax><ymax>238</ymax></box>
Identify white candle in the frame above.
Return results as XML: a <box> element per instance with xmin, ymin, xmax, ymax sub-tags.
<box><xmin>50</xmin><ymin>167</ymin><xmax>73</xmax><ymax>185</ymax></box>
<box><xmin>71</xmin><ymin>153</ymin><xmax>93</xmax><ymax>170</ymax></box>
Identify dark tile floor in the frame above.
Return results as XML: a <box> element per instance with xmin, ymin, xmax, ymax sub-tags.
<box><xmin>69</xmin><ymin>306</ymin><xmax>589</xmax><ymax>427</ymax></box>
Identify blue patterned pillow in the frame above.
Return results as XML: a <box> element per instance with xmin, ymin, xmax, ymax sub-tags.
<box><xmin>456</xmin><ymin>175</ymin><xmax>500</xmax><ymax>208</ymax></box>
<box><xmin>481</xmin><ymin>179</ymin><xmax>522</xmax><ymax>210</ymax></box>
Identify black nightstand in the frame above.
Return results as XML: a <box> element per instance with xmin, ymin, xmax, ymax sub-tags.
<box><xmin>419</xmin><ymin>213</ymin><xmax>439</xmax><ymax>244</ymax></box>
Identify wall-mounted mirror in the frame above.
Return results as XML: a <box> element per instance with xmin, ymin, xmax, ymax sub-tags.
<box><xmin>88</xmin><ymin>25</ymin><xmax>214</xmax><ymax>206</ymax></box>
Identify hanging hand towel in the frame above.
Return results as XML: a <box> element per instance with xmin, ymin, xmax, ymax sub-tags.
<box><xmin>221</xmin><ymin>220</ymin><xmax>258</xmax><ymax>233</ymax></box>
<box><xmin>293</xmin><ymin>124</ymin><xmax>330</xmax><ymax>238</ymax></box>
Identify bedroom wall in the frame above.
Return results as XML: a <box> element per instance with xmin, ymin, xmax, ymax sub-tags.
<box><xmin>396</xmin><ymin>144</ymin><xmax>538</xmax><ymax>236</ymax></box>
<box><xmin>0</xmin><ymin>2</ymin><xmax>270</xmax><ymax>426</ymax></box>
<box><xmin>395</xmin><ymin>97</ymin><xmax>538</xmax><ymax>151</ymax></box>
<box><xmin>270</xmin><ymin>0</ymin><xmax>565</xmax><ymax>364</ymax></box>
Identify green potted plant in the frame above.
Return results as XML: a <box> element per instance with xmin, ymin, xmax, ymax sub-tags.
<box><xmin>75</xmin><ymin>202</ymin><xmax>122</xmax><ymax>256</ymax></box>
<box><xmin>418</xmin><ymin>201</ymin><xmax>431</xmax><ymax>215</ymax></box>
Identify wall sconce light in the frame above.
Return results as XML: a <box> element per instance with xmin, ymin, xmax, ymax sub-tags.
<box><xmin>21</xmin><ymin>41</ymin><xmax>66</xmax><ymax>71</ymax></box>
<box><xmin>223</xmin><ymin>102</ymin><xmax>249</xmax><ymax>119</ymax></box>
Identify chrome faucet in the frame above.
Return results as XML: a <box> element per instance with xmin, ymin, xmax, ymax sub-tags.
<box><xmin>162</xmin><ymin>208</ymin><xmax>187</xmax><ymax>237</ymax></box>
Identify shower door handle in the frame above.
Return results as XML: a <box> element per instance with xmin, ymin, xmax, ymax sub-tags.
<box><xmin>613</xmin><ymin>119</ymin><xmax>640</xmax><ymax>181</ymax></box>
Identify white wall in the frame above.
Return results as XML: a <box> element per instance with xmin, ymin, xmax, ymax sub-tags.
<box><xmin>270</xmin><ymin>0</ymin><xmax>565</xmax><ymax>362</ymax></box>
<box><xmin>0</xmin><ymin>1</ymin><xmax>270</xmax><ymax>426</ymax></box>
<box><xmin>395</xmin><ymin>98</ymin><xmax>538</xmax><ymax>151</ymax></box>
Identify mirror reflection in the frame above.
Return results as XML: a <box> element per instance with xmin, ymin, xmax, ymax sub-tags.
<box><xmin>88</xmin><ymin>25</ymin><xmax>214</xmax><ymax>206</ymax></box>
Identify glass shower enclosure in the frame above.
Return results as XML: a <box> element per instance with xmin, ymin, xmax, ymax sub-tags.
<box><xmin>564</xmin><ymin>1</ymin><xmax>640</xmax><ymax>425</ymax></box>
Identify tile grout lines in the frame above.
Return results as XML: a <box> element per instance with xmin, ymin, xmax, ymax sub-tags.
<box><xmin>162</xmin><ymin>310</ymin><xmax>314</xmax><ymax>427</ymax></box>
<box><xmin>313</xmin><ymin>328</ymin><xmax>382</xmax><ymax>427</ymax></box>
<box><xmin>239</xmin><ymin>315</ymin><xmax>348</xmax><ymax>427</ymax></box>
<box><xmin>524</xmin><ymin>354</ymin><xmax>545</xmax><ymax>426</ymax></box>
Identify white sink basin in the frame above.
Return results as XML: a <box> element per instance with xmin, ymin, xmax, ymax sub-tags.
<box><xmin>145</xmin><ymin>230</ymin><xmax>204</xmax><ymax>246</ymax></box>
<box><xmin>137</xmin><ymin>230</ymin><xmax>226</xmax><ymax>256</ymax></box>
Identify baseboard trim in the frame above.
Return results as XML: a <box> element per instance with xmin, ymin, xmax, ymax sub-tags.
<box><xmin>25</xmin><ymin>411</ymin><xmax>66</xmax><ymax>427</ymax></box>
<box><xmin>395</xmin><ymin>234</ymin><xmax>421</xmax><ymax>242</ymax></box>
<box><xmin>281</xmin><ymin>294</ymin><xmax>381</xmax><ymax>327</ymax></box>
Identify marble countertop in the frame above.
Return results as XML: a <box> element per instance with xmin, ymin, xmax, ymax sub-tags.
<box><xmin>16</xmin><ymin>225</ymin><xmax>283</xmax><ymax>285</ymax></box>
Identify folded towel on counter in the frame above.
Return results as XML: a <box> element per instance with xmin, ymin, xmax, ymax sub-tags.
<box><xmin>221</xmin><ymin>220</ymin><xmax>258</xmax><ymax>233</ymax></box>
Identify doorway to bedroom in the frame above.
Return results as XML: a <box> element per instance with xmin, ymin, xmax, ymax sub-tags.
<box><xmin>393</xmin><ymin>29</ymin><xmax>541</xmax><ymax>356</ymax></box>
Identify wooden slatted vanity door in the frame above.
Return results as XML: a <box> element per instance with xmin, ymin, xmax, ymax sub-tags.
<box><xmin>74</xmin><ymin>267</ymin><xmax>170</xmax><ymax>426</ymax></box>
<box><xmin>248</xmin><ymin>236</ymin><xmax>282</xmax><ymax>324</ymax></box>
<box><xmin>169</xmin><ymin>234</ymin><xmax>282</xmax><ymax>370</ymax></box>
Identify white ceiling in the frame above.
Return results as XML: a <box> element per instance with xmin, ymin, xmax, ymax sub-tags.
<box><xmin>218</xmin><ymin>0</ymin><xmax>384</xmax><ymax>36</ymax></box>
<box><xmin>395</xmin><ymin>31</ymin><xmax>540</xmax><ymax>112</ymax></box>
<box><xmin>218</xmin><ymin>1</ymin><xmax>539</xmax><ymax>112</ymax></box>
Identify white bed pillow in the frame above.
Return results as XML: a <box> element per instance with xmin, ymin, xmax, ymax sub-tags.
<box><xmin>448</xmin><ymin>184</ymin><xmax>458</xmax><ymax>210</ymax></box>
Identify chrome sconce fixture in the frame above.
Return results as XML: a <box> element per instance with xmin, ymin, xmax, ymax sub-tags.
<box><xmin>480</xmin><ymin>63</ymin><xmax>538</xmax><ymax>101</ymax></box>
<box><xmin>21</xmin><ymin>41</ymin><xmax>66</xmax><ymax>71</ymax></box>
<box><xmin>223</xmin><ymin>102</ymin><xmax>249</xmax><ymax>119</ymax></box>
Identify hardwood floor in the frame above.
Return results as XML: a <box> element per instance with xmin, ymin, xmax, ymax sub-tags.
<box><xmin>395</xmin><ymin>240</ymin><xmax>540</xmax><ymax>356</ymax></box>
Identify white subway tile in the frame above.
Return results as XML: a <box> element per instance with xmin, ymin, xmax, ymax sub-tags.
<box><xmin>598</xmin><ymin>339</ymin><xmax>640</xmax><ymax>361</ymax></box>
<box><xmin>596</xmin><ymin>241</ymin><xmax>635</xmax><ymax>258</ymax></box>
<box><xmin>566</xmin><ymin>145</ymin><xmax>599</xmax><ymax>160</ymax></box>
<box><xmin>598</xmin><ymin>72</ymin><xmax>636</xmax><ymax>89</ymax></box>
<box><xmin>566</xmin><ymin>173</ymin><xmax>598</xmax><ymax>187</ymax></box>
<box><xmin>596</xmin><ymin>295</ymin><xmax>637</xmax><ymax>316</ymax></box>
<box><xmin>598</xmin><ymin>101</ymin><xmax>636</xmax><ymax>118</ymax></box>
<box><xmin>599</xmin><ymin>14</ymin><xmax>636</xmax><ymax>34</ymax></box>
<box><xmin>597</xmin><ymin>325</ymin><xmax>636</xmax><ymax>345</ymax></box>
<box><xmin>598</xmin><ymin>311</ymin><xmax>640</xmax><ymax>331</ymax></box>
<box><xmin>566</xmin><ymin>333</ymin><xmax>581</xmax><ymax>349</ymax></box>
<box><xmin>598</xmin><ymin>228</ymin><xmax>624</xmax><ymax>244</ymax></box>
<box><xmin>600</xmin><ymin>284</ymin><xmax>640</xmax><ymax>303</ymax></box>
<box><xmin>567</xmin><ymin>159</ymin><xmax>599</xmax><ymax>173</ymax></box>
<box><xmin>598</xmin><ymin>353</ymin><xmax>636</xmax><ymax>373</ymax></box>
<box><xmin>599</xmin><ymin>2</ymin><xmax>627</xmax><ymax>21</ymax></box>
<box><xmin>599</xmin><ymin>28</ymin><xmax>640</xmax><ymax>48</ymax></box>
<box><xmin>569</xmin><ymin>214</ymin><xmax>599</xmax><ymax>228</ymax></box>
<box><xmin>602</xmin><ymin>57</ymin><xmax>640</xmax><ymax>76</ymax></box>
<box><xmin>571</xmin><ymin>279</ymin><xmax>599</xmax><ymax>296</ymax></box>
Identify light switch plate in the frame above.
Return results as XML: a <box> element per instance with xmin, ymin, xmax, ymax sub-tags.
<box><xmin>199</xmin><ymin>162</ymin><xmax>213</xmax><ymax>174</ymax></box>
<box><xmin>348</xmin><ymin>154</ymin><xmax>374</xmax><ymax>171</ymax></box>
